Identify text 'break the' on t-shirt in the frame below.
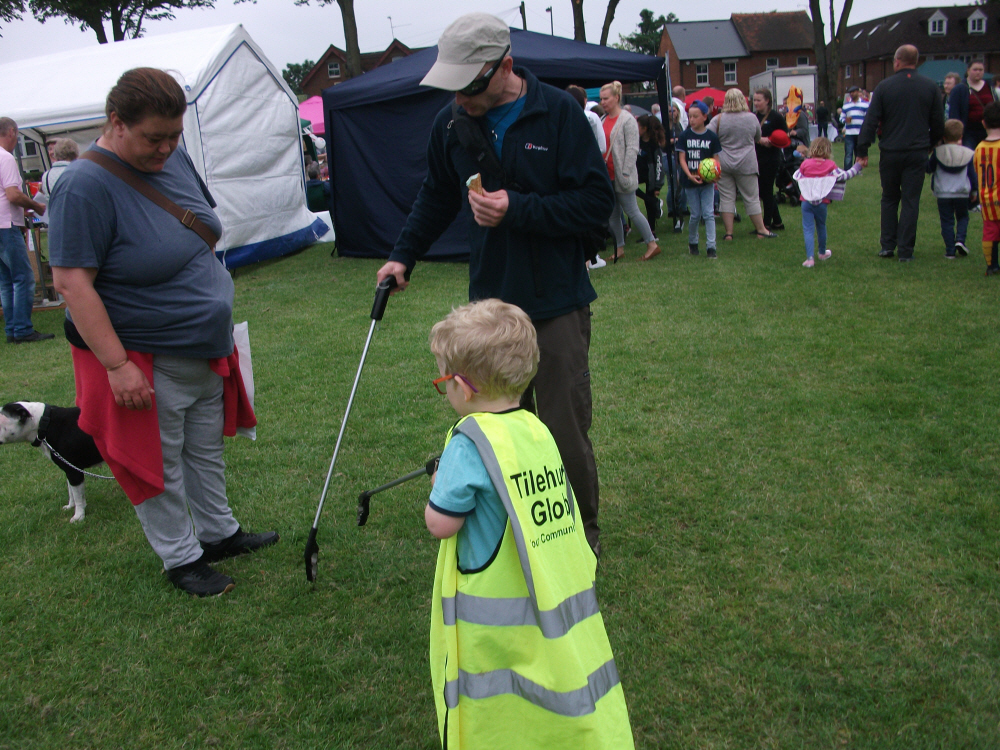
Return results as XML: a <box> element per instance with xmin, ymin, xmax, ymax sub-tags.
<box><xmin>676</xmin><ymin>127</ymin><xmax>721</xmax><ymax>187</ymax></box>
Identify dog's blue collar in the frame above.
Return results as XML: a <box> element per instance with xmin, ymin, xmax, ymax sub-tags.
<box><xmin>31</xmin><ymin>404</ymin><xmax>51</xmax><ymax>448</ymax></box>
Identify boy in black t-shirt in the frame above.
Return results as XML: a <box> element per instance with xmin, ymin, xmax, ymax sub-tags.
<box><xmin>677</xmin><ymin>102</ymin><xmax>722</xmax><ymax>257</ymax></box>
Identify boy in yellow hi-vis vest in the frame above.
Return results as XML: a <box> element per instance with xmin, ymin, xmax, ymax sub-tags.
<box><xmin>425</xmin><ymin>299</ymin><xmax>634</xmax><ymax>749</ymax></box>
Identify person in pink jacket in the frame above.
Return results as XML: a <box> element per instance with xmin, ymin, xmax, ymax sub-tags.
<box><xmin>792</xmin><ymin>138</ymin><xmax>863</xmax><ymax>267</ymax></box>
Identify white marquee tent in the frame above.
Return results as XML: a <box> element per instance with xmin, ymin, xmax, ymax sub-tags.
<box><xmin>0</xmin><ymin>24</ymin><xmax>330</xmax><ymax>268</ymax></box>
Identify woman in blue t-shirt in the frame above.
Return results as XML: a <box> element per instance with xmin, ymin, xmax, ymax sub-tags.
<box><xmin>49</xmin><ymin>68</ymin><xmax>278</xmax><ymax>598</ymax></box>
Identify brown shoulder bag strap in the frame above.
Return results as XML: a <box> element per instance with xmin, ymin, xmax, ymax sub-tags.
<box><xmin>80</xmin><ymin>150</ymin><xmax>219</xmax><ymax>251</ymax></box>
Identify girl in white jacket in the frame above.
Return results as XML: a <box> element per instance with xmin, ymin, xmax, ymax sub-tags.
<box><xmin>792</xmin><ymin>138</ymin><xmax>863</xmax><ymax>267</ymax></box>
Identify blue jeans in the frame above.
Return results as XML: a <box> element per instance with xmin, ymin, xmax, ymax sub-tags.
<box><xmin>0</xmin><ymin>227</ymin><xmax>37</xmax><ymax>340</ymax></box>
<box><xmin>685</xmin><ymin>183</ymin><xmax>716</xmax><ymax>249</ymax></box>
<box><xmin>843</xmin><ymin>135</ymin><xmax>857</xmax><ymax>171</ymax></box>
<box><xmin>801</xmin><ymin>201</ymin><xmax>828</xmax><ymax>259</ymax></box>
<box><xmin>937</xmin><ymin>198</ymin><xmax>969</xmax><ymax>255</ymax></box>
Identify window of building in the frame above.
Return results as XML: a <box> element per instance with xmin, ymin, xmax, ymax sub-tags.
<box><xmin>845</xmin><ymin>64</ymin><xmax>852</xmax><ymax>79</ymax></box>
<box><xmin>328</xmin><ymin>62</ymin><xmax>341</xmax><ymax>78</ymax></box>
<box><xmin>766</xmin><ymin>57</ymin><xmax>779</xmax><ymax>69</ymax></box>
<box><xmin>696</xmin><ymin>63</ymin><xmax>709</xmax><ymax>86</ymax></box>
<box><xmin>19</xmin><ymin>137</ymin><xmax>38</xmax><ymax>156</ymax></box>
<box><xmin>724</xmin><ymin>61</ymin><xmax>737</xmax><ymax>85</ymax></box>
<box><xmin>796</xmin><ymin>56</ymin><xmax>809</xmax><ymax>66</ymax></box>
<box><xmin>929</xmin><ymin>11</ymin><xmax>947</xmax><ymax>36</ymax></box>
<box><xmin>969</xmin><ymin>12</ymin><xmax>985</xmax><ymax>34</ymax></box>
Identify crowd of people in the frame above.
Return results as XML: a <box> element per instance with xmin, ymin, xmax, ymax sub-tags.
<box><xmin>571</xmin><ymin>45</ymin><xmax>998</xmax><ymax>275</ymax></box>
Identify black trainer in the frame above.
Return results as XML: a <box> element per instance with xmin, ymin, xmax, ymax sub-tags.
<box><xmin>707</xmin><ymin>247</ymin><xmax>718</xmax><ymax>259</ymax></box>
<box><xmin>689</xmin><ymin>244</ymin><xmax>699</xmax><ymax>255</ymax></box>
<box><xmin>878</xmin><ymin>249</ymin><xmax>895</xmax><ymax>258</ymax></box>
<box><xmin>12</xmin><ymin>331</ymin><xmax>55</xmax><ymax>344</ymax></box>
<box><xmin>165</xmin><ymin>557</ymin><xmax>235</xmax><ymax>597</ymax></box>
<box><xmin>201</xmin><ymin>527</ymin><xmax>279</xmax><ymax>563</ymax></box>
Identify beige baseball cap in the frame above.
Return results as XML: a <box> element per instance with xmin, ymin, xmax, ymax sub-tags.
<box><xmin>420</xmin><ymin>13</ymin><xmax>511</xmax><ymax>91</ymax></box>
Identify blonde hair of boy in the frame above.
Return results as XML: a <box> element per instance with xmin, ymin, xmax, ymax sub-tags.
<box><xmin>807</xmin><ymin>137</ymin><xmax>832</xmax><ymax>160</ymax></box>
<box><xmin>943</xmin><ymin>118</ymin><xmax>964</xmax><ymax>143</ymax></box>
<box><xmin>722</xmin><ymin>88</ymin><xmax>749</xmax><ymax>113</ymax></box>
<box><xmin>429</xmin><ymin>299</ymin><xmax>539</xmax><ymax>401</ymax></box>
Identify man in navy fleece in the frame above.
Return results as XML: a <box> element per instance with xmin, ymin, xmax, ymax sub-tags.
<box><xmin>376</xmin><ymin>13</ymin><xmax>614</xmax><ymax>556</ymax></box>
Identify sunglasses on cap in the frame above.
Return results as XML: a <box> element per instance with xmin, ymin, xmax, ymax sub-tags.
<box><xmin>457</xmin><ymin>45</ymin><xmax>510</xmax><ymax>97</ymax></box>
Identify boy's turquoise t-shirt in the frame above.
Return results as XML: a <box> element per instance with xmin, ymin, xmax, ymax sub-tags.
<box><xmin>428</xmin><ymin>432</ymin><xmax>509</xmax><ymax>572</ymax></box>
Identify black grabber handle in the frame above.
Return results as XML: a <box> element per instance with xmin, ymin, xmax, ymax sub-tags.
<box><xmin>356</xmin><ymin>456</ymin><xmax>440</xmax><ymax>527</ymax></box>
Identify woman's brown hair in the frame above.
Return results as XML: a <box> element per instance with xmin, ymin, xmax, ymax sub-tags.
<box><xmin>105</xmin><ymin>68</ymin><xmax>186</xmax><ymax>126</ymax></box>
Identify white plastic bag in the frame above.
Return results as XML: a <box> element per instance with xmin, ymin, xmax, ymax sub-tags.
<box><xmin>233</xmin><ymin>321</ymin><xmax>256</xmax><ymax>441</ymax></box>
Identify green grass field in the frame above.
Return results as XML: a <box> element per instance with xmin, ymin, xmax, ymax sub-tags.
<box><xmin>1</xmin><ymin>144</ymin><xmax>998</xmax><ymax>749</ymax></box>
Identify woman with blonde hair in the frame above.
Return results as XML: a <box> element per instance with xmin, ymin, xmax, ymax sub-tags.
<box><xmin>707</xmin><ymin>88</ymin><xmax>776</xmax><ymax>240</ymax></box>
<box><xmin>600</xmin><ymin>81</ymin><xmax>660</xmax><ymax>261</ymax></box>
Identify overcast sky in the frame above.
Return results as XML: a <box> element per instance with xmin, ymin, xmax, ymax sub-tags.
<box><xmin>1</xmin><ymin>0</ymin><xmax>931</xmax><ymax>72</ymax></box>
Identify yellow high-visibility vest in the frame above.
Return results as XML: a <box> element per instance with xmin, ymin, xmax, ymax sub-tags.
<box><xmin>430</xmin><ymin>410</ymin><xmax>634</xmax><ymax>749</ymax></box>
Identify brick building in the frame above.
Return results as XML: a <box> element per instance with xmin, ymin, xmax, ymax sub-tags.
<box><xmin>659</xmin><ymin>12</ymin><xmax>814</xmax><ymax>95</ymax></box>
<box><xmin>301</xmin><ymin>39</ymin><xmax>419</xmax><ymax>98</ymax></box>
<box><xmin>838</xmin><ymin>5</ymin><xmax>1000</xmax><ymax>97</ymax></box>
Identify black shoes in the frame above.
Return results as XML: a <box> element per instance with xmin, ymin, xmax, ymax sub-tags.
<box><xmin>986</xmin><ymin>266</ymin><xmax>1000</xmax><ymax>277</ymax></box>
<box><xmin>898</xmin><ymin>257</ymin><xmax>914</xmax><ymax>263</ymax></box>
<box><xmin>707</xmin><ymin>248</ymin><xmax>718</xmax><ymax>259</ymax></box>
<box><xmin>201</xmin><ymin>527</ymin><xmax>280</xmax><ymax>563</ymax></box>
<box><xmin>166</xmin><ymin>557</ymin><xmax>235</xmax><ymax>597</ymax></box>
<box><xmin>878</xmin><ymin>249</ymin><xmax>895</xmax><ymax>258</ymax></box>
<box><xmin>955</xmin><ymin>241</ymin><xmax>969</xmax><ymax>257</ymax></box>
<box><xmin>689</xmin><ymin>244</ymin><xmax>699</xmax><ymax>255</ymax></box>
<box><xmin>769</xmin><ymin>223</ymin><xmax>785</xmax><ymax>231</ymax></box>
<box><xmin>8</xmin><ymin>331</ymin><xmax>54</xmax><ymax>344</ymax></box>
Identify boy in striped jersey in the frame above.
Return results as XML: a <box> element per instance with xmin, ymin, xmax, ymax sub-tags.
<box><xmin>974</xmin><ymin>102</ymin><xmax>1000</xmax><ymax>276</ymax></box>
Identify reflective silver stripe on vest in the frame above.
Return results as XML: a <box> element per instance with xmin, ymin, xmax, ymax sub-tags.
<box><xmin>444</xmin><ymin>658</ymin><xmax>621</xmax><ymax>716</ymax></box>
<box><xmin>441</xmin><ymin>587</ymin><xmax>600</xmax><ymax>638</ymax></box>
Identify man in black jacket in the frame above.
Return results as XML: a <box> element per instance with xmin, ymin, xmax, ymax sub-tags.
<box><xmin>857</xmin><ymin>45</ymin><xmax>945</xmax><ymax>261</ymax></box>
<box><xmin>377</xmin><ymin>13</ymin><xmax>614</xmax><ymax>555</ymax></box>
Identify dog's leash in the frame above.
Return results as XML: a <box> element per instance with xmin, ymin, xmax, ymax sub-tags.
<box><xmin>39</xmin><ymin>438</ymin><xmax>116</xmax><ymax>480</ymax></box>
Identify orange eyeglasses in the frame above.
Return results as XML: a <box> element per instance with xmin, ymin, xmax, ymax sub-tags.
<box><xmin>432</xmin><ymin>373</ymin><xmax>479</xmax><ymax>395</ymax></box>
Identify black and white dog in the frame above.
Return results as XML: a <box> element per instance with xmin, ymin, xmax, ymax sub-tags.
<box><xmin>0</xmin><ymin>402</ymin><xmax>105</xmax><ymax>522</ymax></box>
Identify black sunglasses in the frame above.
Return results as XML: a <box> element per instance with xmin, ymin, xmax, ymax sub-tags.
<box><xmin>457</xmin><ymin>45</ymin><xmax>510</xmax><ymax>97</ymax></box>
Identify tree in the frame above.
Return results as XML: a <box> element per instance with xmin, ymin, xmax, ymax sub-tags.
<box><xmin>809</xmin><ymin>0</ymin><xmax>854</xmax><ymax>105</ymax></box>
<box><xmin>616</xmin><ymin>8</ymin><xmax>677</xmax><ymax>56</ymax></box>
<box><xmin>571</xmin><ymin>0</ymin><xmax>586</xmax><ymax>42</ymax></box>
<box><xmin>0</xmin><ymin>0</ymin><xmax>24</xmax><ymax>36</ymax></box>
<box><xmin>295</xmin><ymin>0</ymin><xmax>361</xmax><ymax>79</ymax></box>
<box><xmin>282</xmin><ymin>59</ymin><xmax>315</xmax><ymax>96</ymax></box>
<box><xmin>598</xmin><ymin>0</ymin><xmax>619</xmax><ymax>46</ymax></box>
<box><xmin>29</xmin><ymin>0</ymin><xmax>215</xmax><ymax>44</ymax></box>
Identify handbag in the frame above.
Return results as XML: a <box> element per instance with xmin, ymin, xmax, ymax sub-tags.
<box><xmin>79</xmin><ymin>150</ymin><xmax>219</xmax><ymax>251</ymax></box>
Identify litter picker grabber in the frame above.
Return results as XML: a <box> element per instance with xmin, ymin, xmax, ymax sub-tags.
<box><xmin>305</xmin><ymin>276</ymin><xmax>397</xmax><ymax>582</ymax></box>
<box><xmin>356</xmin><ymin>456</ymin><xmax>440</xmax><ymax>527</ymax></box>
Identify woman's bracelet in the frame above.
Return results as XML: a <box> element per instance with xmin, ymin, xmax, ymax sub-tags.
<box><xmin>106</xmin><ymin>357</ymin><xmax>130</xmax><ymax>372</ymax></box>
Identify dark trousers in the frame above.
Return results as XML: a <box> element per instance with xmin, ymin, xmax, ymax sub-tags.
<box><xmin>520</xmin><ymin>307</ymin><xmax>600</xmax><ymax>553</ymax></box>
<box><xmin>879</xmin><ymin>149</ymin><xmax>927</xmax><ymax>258</ymax></box>
<box><xmin>636</xmin><ymin>185</ymin><xmax>660</xmax><ymax>234</ymax></box>
<box><xmin>843</xmin><ymin>135</ymin><xmax>858</xmax><ymax>171</ymax></box>
<box><xmin>758</xmin><ymin>157</ymin><xmax>783</xmax><ymax>228</ymax></box>
<box><xmin>817</xmin><ymin>122</ymin><xmax>830</xmax><ymax>139</ymax></box>
<box><xmin>937</xmin><ymin>198</ymin><xmax>970</xmax><ymax>256</ymax></box>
